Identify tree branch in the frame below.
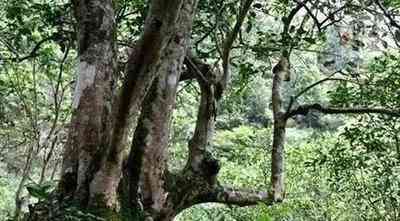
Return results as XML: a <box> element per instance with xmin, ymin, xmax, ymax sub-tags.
<box><xmin>221</xmin><ymin>0</ymin><xmax>254</xmax><ymax>90</ymax></box>
<box><xmin>199</xmin><ymin>186</ymin><xmax>272</xmax><ymax>207</ymax></box>
<box><xmin>185</xmin><ymin>64</ymin><xmax>217</xmax><ymax>173</ymax></box>
<box><xmin>16</xmin><ymin>35</ymin><xmax>56</xmax><ymax>62</ymax></box>
<box><xmin>184</xmin><ymin>54</ymin><xmax>210</xmax><ymax>84</ymax></box>
<box><xmin>294</xmin><ymin>75</ymin><xmax>340</xmax><ymax>100</ymax></box>
<box><xmin>287</xmin><ymin>103</ymin><xmax>400</xmax><ymax>118</ymax></box>
<box><xmin>294</xmin><ymin>0</ymin><xmax>321</xmax><ymax>32</ymax></box>
<box><xmin>374</xmin><ymin>0</ymin><xmax>400</xmax><ymax>30</ymax></box>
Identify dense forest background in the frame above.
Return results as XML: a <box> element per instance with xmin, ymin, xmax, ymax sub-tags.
<box><xmin>1</xmin><ymin>0</ymin><xmax>400</xmax><ymax>220</ymax></box>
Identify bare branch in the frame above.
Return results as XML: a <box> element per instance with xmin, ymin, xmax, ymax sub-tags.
<box><xmin>293</xmin><ymin>0</ymin><xmax>321</xmax><ymax>32</ymax></box>
<box><xmin>221</xmin><ymin>0</ymin><xmax>254</xmax><ymax>90</ymax></box>
<box><xmin>199</xmin><ymin>186</ymin><xmax>272</xmax><ymax>207</ymax></box>
<box><xmin>374</xmin><ymin>0</ymin><xmax>400</xmax><ymax>30</ymax></box>
<box><xmin>287</xmin><ymin>103</ymin><xmax>400</xmax><ymax>118</ymax></box>
<box><xmin>17</xmin><ymin>35</ymin><xmax>56</xmax><ymax>62</ymax></box>
<box><xmin>319</xmin><ymin>6</ymin><xmax>346</xmax><ymax>30</ymax></box>
<box><xmin>292</xmin><ymin>72</ymin><xmax>347</xmax><ymax>102</ymax></box>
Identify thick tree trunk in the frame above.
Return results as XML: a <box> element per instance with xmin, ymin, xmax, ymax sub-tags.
<box><xmin>58</xmin><ymin>0</ymin><xmax>116</xmax><ymax>209</ymax></box>
<box><xmin>125</xmin><ymin>1</ymin><xmax>198</xmax><ymax>220</ymax></box>
<box><xmin>89</xmin><ymin>0</ymin><xmax>184</xmax><ymax>212</ymax></box>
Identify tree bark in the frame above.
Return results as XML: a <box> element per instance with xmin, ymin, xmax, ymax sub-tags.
<box><xmin>58</xmin><ymin>0</ymin><xmax>117</xmax><ymax>210</ymax></box>
<box><xmin>88</xmin><ymin>0</ymin><xmax>184</xmax><ymax>212</ymax></box>
<box><xmin>270</xmin><ymin>55</ymin><xmax>290</xmax><ymax>202</ymax></box>
<box><xmin>124</xmin><ymin>1</ymin><xmax>199</xmax><ymax>220</ymax></box>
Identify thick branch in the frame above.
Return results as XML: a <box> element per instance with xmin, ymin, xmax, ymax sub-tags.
<box><xmin>108</xmin><ymin>0</ymin><xmax>184</xmax><ymax>162</ymax></box>
<box><xmin>199</xmin><ymin>186</ymin><xmax>272</xmax><ymax>207</ymax></box>
<box><xmin>186</xmin><ymin>75</ymin><xmax>217</xmax><ymax>173</ymax></box>
<box><xmin>124</xmin><ymin>1</ymin><xmax>199</xmax><ymax>215</ymax></box>
<box><xmin>287</xmin><ymin>103</ymin><xmax>400</xmax><ymax>118</ymax></box>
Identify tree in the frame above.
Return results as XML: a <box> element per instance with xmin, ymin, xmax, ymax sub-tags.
<box><xmin>269</xmin><ymin>0</ymin><xmax>400</xmax><ymax>201</ymax></box>
<box><xmin>25</xmin><ymin>0</ymin><xmax>273</xmax><ymax>220</ymax></box>
<box><xmin>1</xmin><ymin>0</ymin><xmax>398</xmax><ymax>220</ymax></box>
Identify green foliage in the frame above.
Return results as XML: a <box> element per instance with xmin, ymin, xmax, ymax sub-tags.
<box><xmin>214</xmin><ymin>125</ymin><xmax>271</xmax><ymax>188</ymax></box>
<box><xmin>329</xmin><ymin>53</ymin><xmax>400</xmax><ymax>108</ymax></box>
<box><xmin>0</xmin><ymin>175</ymin><xmax>15</xmax><ymax>220</ymax></box>
<box><xmin>307</xmin><ymin>53</ymin><xmax>400</xmax><ymax>220</ymax></box>
<box><xmin>26</xmin><ymin>182</ymin><xmax>54</xmax><ymax>201</ymax></box>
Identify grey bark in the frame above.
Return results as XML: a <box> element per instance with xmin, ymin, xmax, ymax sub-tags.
<box><xmin>125</xmin><ymin>1</ymin><xmax>199</xmax><ymax>220</ymax></box>
<box><xmin>88</xmin><ymin>0</ymin><xmax>184</xmax><ymax>209</ymax></box>
<box><xmin>271</xmin><ymin>56</ymin><xmax>290</xmax><ymax>202</ymax></box>
<box><xmin>58</xmin><ymin>0</ymin><xmax>117</xmax><ymax>208</ymax></box>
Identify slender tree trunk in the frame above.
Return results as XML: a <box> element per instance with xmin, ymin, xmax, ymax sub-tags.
<box><xmin>38</xmin><ymin>136</ymin><xmax>58</xmax><ymax>185</ymax></box>
<box><xmin>14</xmin><ymin>143</ymin><xmax>35</xmax><ymax>221</ymax></box>
<box><xmin>271</xmin><ymin>116</ymin><xmax>287</xmax><ymax>202</ymax></box>
<box><xmin>270</xmin><ymin>55</ymin><xmax>290</xmax><ymax>202</ymax></box>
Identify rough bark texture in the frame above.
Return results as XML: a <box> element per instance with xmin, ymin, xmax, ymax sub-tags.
<box><xmin>59</xmin><ymin>0</ymin><xmax>116</xmax><ymax>207</ymax></box>
<box><xmin>88</xmin><ymin>0</ymin><xmax>184</xmax><ymax>211</ymax></box>
<box><xmin>125</xmin><ymin>1</ymin><xmax>199</xmax><ymax>220</ymax></box>
<box><xmin>268</xmin><ymin>3</ymin><xmax>303</xmax><ymax>202</ymax></box>
<box><xmin>120</xmin><ymin>1</ymin><xmax>272</xmax><ymax>219</ymax></box>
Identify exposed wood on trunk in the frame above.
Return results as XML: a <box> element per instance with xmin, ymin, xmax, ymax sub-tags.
<box><xmin>33</xmin><ymin>0</ymin><xmax>278</xmax><ymax>219</ymax></box>
<box><xmin>58</xmin><ymin>0</ymin><xmax>117</xmax><ymax>207</ymax></box>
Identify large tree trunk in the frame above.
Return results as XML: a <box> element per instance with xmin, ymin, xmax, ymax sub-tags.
<box><xmin>125</xmin><ymin>1</ymin><xmax>199</xmax><ymax>220</ymax></box>
<box><xmin>30</xmin><ymin>0</ymin><xmax>184</xmax><ymax>219</ymax></box>
<box><xmin>58</xmin><ymin>0</ymin><xmax>117</xmax><ymax>207</ymax></box>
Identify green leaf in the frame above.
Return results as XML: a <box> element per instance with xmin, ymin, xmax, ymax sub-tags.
<box><xmin>303</xmin><ymin>37</ymin><xmax>316</xmax><ymax>44</ymax></box>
